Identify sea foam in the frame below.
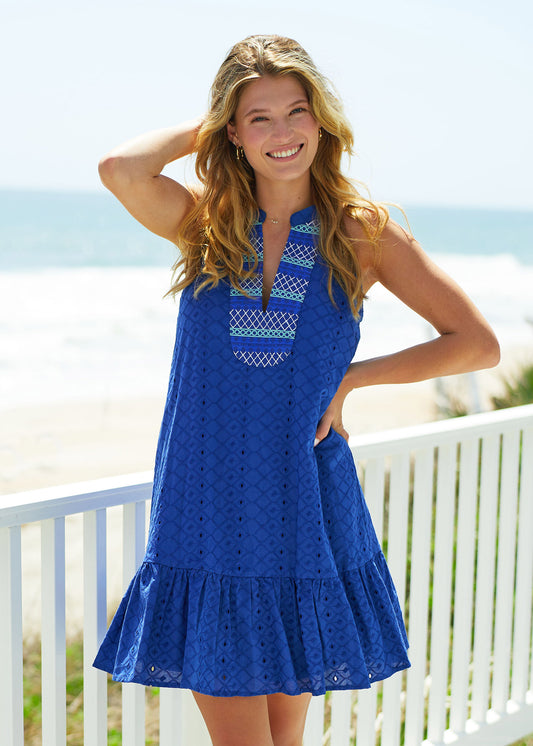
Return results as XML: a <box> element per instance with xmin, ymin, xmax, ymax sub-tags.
<box><xmin>2</xmin><ymin>254</ymin><xmax>532</xmax><ymax>410</ymax></box>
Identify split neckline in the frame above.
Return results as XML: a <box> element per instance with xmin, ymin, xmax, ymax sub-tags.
<box><xmin>256</xmin><ymin>205</ymin><xmax>318</xmax><ymax>314</ymax></box>
<box><xmin>228</xmin><ymin>204</ymin><xmax>321</xmax><ymax>368</ymax></box>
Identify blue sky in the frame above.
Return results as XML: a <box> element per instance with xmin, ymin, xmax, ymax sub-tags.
<box><xmin>2</xmin><ymin>0</ymin><xmax>532</xmax><ymax>208</ymax></box>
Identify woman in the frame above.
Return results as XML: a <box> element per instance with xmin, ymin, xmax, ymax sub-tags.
<box><xmin>93</xmin><ymin>35</ymin><xmax>500</xmax><ymax>746</ymax></box>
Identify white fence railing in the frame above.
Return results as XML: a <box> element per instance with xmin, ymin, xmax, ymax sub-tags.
<box><xmin>1</xmin><ymin>404</ymin><xmax>533</xmax><ymax>746</ymax></box>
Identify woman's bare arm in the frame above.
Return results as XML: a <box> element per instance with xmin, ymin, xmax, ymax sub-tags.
<box><xmin>341</xmin><ymin>218</ymin><xmax>500</xmax><ymax>393</ymax></box>
<box><xmin>315</xmin><ymin>217</ymin><xmax>500</xmax><ymax>443</ymax></box>
<box><xmin>98</xmin><ymin>116</ymin><xmax>204</xmax><ymax>242</ymax></box>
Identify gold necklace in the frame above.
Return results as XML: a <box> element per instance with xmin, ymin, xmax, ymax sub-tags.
<box><xmin>269</xmin><ymin>218</ymin><xmax>279</xmax><ymax>224</ymax></box>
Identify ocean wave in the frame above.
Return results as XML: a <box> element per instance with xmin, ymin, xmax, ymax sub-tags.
<box><xmin>1</xmin><ymin>259</ymin><xmax>532</xmax><ymax>408</ymax></box>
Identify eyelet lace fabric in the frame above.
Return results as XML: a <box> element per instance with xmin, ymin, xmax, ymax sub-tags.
<box><xmin>93</xmin><ymin>205</ymin><xmax>411</xmax><ymax>696</ymax></box>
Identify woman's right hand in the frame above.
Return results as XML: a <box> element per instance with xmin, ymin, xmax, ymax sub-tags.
<box><xmin>97</xmin><ymin>116</ymin><xmax>205</xmax><ymax>243</ymax></box>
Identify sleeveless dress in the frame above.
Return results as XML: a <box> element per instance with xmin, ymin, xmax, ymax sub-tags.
<box><xmin>93</xmin><ymin>204</ymin><xmax>411</xmax><ymax>697</ymax></box>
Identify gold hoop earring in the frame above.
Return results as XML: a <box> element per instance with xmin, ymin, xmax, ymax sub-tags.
<box><xmin>235</xmin><ymin>145</ymin><xmax>245</xmax><ymax>161</ymax></box>
<box><xmin>318</xmin><ymin>128</ymin><xmax>323</xmax><ymax>140</ymax></box>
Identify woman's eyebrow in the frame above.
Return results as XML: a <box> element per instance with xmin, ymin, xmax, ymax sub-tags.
<box><xmin>243</xmin><ymin>98</ymin><xmax>309</xmax><ymax>118</ymax></box>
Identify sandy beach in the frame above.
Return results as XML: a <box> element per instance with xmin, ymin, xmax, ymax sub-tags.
<box><xmin>2</xmin><ymin>348</ymin><xmax>523</xmax><ymax>496</ymax></box>
<box><xmin>1</xmin><ymin>342</ymin><xmax>529</xmax><ymax>641</ymax></box>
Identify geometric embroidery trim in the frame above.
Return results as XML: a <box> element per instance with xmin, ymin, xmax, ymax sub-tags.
<box><xmin>292</xmin><ymin>220</ymin><xmax>320</xmax><ymax>235</ymax></box>
<box><xmin>230</xmin><ymin>209</ymin><xmax>320</xmax><ymax>367</ymax></box>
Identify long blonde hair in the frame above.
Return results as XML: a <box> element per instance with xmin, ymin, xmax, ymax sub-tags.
<box><xmin>166</xmin><ymin>34</ymin><xmax>401</xmax><ymax>318</ymax></box>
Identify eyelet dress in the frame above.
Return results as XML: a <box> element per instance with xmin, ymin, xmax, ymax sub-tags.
<box><xmin>92</xmin><ymin>204</ymin><xmax>411</xmax><ymax>697</ymax></box>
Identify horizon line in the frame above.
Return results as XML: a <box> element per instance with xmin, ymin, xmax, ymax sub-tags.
<box><xmin>0</xmin><ymin>185</ymin><xmax>531</xmax><ymax>213</ymax></box>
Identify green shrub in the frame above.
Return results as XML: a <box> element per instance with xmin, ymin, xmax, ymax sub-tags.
<box><xmin>492</xmin><ymin>361</ymin><xmax>533</xmax><ymax>409</ymax></box>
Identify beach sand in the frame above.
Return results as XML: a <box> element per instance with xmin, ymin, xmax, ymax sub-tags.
<box><xmin>1</xmin><ymin>386</ymin><xmax>436</xmax><ymax>497</ymax></box>
<box><xmin>1</xmin><ymin>344</ymin><xmax>527</xmax><ymax>640</ymax></box>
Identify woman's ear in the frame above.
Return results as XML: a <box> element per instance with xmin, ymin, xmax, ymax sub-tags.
<box><xmin>226</xmin><ymin>120</ymin><xmax>239</xmax><ymax>146</ymax></box>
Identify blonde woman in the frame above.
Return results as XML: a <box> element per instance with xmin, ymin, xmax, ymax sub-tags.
<box><xmin>93</xmin><ymin>35</ymin><xmax>499</xmax><ymax>746</ymax></box>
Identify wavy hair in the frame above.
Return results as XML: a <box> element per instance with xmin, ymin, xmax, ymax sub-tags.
<box><xmin>166</xmin><ymin>34</ymin><xmax>406</xmax><ymax>318</ymax></box>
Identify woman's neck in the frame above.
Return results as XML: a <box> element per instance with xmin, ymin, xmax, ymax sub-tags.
<box><xmin>254</xmin><ymin>176</ymin><xmax>314</xmax><ymax>224</ymax></box>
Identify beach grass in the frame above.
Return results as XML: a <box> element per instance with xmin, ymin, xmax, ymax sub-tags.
<box><xmin>23</xmin><ymin>637</ymin><xmax>160</xmax><ymax>744</ymax></box>
<box><xmin>491</xmin><ymin>361</ymin><xmax>533</xmax><ymax>410</ymax></box>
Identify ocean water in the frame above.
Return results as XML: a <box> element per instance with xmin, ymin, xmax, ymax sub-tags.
<box><xmin>1</xmin><ymin>189</ymin><xmax>532</xmax><ymax>409</ymax></box>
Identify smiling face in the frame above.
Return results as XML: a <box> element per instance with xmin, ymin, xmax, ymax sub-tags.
<box><xmin>227</xmin><ymin>74</ymin><xmax>320</xmax><ymax>186</ymax></box>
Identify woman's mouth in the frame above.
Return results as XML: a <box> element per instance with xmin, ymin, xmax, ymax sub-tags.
<box><xmin>266</xmin><ymin>144</ymin><xmax>304</xmax><ymax>160</ymax></box>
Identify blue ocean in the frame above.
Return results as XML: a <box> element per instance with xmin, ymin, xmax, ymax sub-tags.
<box><xmin>2</xmin><ymin>189</ymin><xmax>532</xmax><ymax>408</ymax></box>
<box><xmin>1</xmin><ymin>189</ymin><xmax>532</xmax><ymax>269</ymax></box>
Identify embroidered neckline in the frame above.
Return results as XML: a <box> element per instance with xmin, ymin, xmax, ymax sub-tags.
<box><xmin>229</xmin><ymin>208</ymin><xmax>320</xmax><ymax>368</ymax></box>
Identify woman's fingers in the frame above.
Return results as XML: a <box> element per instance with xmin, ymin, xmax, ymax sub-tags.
<box><xmin>314</xmin><ymin>421</ymin><xmax>332</xmax><ymax>445</ymax></box>
<box><xmin>314</xmin><ymin>420</ymin><xmax>349</xmax><ymax>446</ymax></box>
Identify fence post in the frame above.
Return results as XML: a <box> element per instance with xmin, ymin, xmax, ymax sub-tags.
<box><xmin>83</xmin><ymin>509</ymin><xmax>108</xmax><ymax>745</ymax></box>
<box><xmin>41</xmin><ymin>517</ymin><xmax>67</xmax><ymax>746</ymax></box>
<box><xmin>0</xmin><ymin>526</ymin><xmax>24</xmax><ymax>746</ymax></box>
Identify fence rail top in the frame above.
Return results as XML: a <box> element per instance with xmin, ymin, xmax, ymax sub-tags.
<box><xmin>1</xmin><ymin>404</ymin><xmax>532</xmax><ymax>528</ymax></box>
<box><xmin>0</xmin><ymin>471</ymin><xmax>153</xmax><ymax>529</ymax></box>
<box><xmin>349</xmin><ymin>403</ymin><xmax>533</xmax><ymax>456</ymax></box>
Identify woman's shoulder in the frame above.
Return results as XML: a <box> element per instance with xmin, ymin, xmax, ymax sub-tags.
<box><xmin>342</xmin><ymin>207</ymin><xmax>417</xmax><ymax>284</ymax></box>
<box><xmin>341</xmin><ymin>208</ymin><xmax>379</xmax><ymax>284</ymax></box>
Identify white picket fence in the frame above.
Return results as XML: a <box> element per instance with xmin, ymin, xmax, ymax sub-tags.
<box><xmin>1</xmin><ymin>404</ymin><xmax>532</xmax><ymax>746</ymax></box>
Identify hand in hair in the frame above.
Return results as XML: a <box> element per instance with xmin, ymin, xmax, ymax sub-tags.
<box><xmin>97</xmin><ymin>116</ymin><xmax>205</xmax><ymax>243</ymax></box>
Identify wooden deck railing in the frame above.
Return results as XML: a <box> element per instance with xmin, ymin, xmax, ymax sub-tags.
<box><xmin>1</xmin><ymin>404</ymin><xmax>532</xmax><ymax>745</ymax></box>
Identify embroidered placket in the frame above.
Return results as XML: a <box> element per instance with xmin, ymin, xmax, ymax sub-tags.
<box><xmin>229</xmin><ymin>207</ymin><xmax>320</xmax><ymax>367</ymax></box>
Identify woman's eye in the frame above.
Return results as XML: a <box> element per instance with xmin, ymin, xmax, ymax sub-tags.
<box><xmin>251</xmin><ymin>116</ymin><xmax>267</xmax><ymax>122</ymax></box>
<box><xmin>291</xmin><ymin>107</ymin><xmax>306</xmax><ymax>114</ymax></box>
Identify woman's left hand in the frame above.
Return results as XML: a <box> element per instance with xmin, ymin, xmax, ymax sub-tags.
<box><xmin>314</xmin><ymin>380</ymin><xmax>351</xmax><ymax>445</ymax></box>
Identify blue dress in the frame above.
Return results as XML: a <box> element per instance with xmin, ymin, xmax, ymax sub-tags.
<box><xmin>93</xmin><ymin>204</ymin><xmax>411</xmax><ymax>697</ymax></box>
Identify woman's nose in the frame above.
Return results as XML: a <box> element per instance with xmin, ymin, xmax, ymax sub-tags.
<box><xmin>271</xmin><ymin>117</ymin><xmax>293</xmax><ymax>141</ymax></box>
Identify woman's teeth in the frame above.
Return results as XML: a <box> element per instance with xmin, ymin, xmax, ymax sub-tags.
<box><xmin>268</xmin><ymin>145</ymin><xmax>301</xmax><ymax>158</ymax></box>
